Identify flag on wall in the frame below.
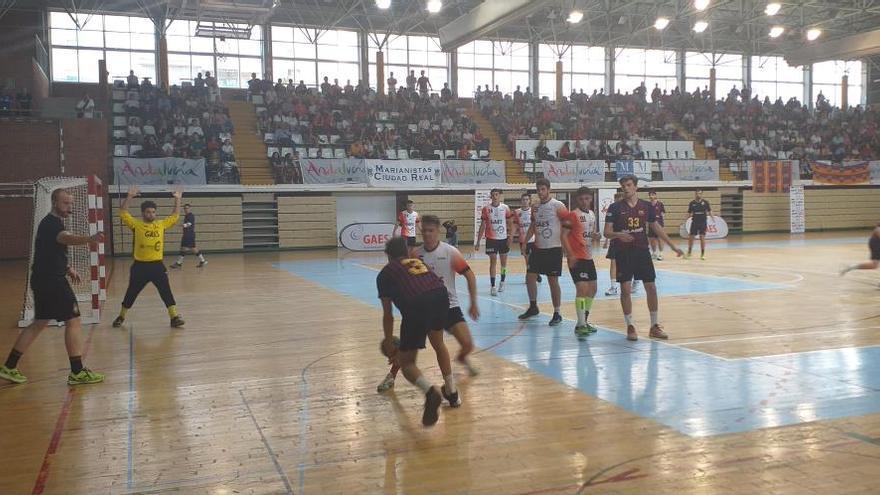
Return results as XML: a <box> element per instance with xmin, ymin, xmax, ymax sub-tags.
<box><xmin>752</xmin><ymin>160</ymin><xmax>793</xmax><ymax>193</ymax></box>
<box><xmin>811</xmin><ymin>161</ymin><xmax>870</xmax><ymax>185</ymax></box>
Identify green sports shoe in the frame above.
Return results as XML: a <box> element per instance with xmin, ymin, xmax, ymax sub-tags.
<box><xmin>586</xmin><ymin>323</ymin><xmax>598</xmax><ymax>334</ymax></box>
<box><xmin>68</xmin><ymin>368</ymin><xmax>105</xmax><ymax>385</ymax></box>
<box><xmin>575</xmin><ymin>325</ymin><xmax>591</xmax><ymax>337</ymax></box>
<box><xmin>0</xmin><ymin>365</ymin><xmax>27</xmax><ymax>384</ymax></box>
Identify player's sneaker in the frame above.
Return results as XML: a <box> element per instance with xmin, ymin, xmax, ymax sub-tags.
<box><xmin>441</xmin><ymin>384</ymin><xmax>462</xmax><ymax>407</ymax></box>
<box><xmin>518</xmin><ymin>306</ymin><xmax>539</xmax><ymax>320</ymax></box>
<box><xmin>574</xmin><ymin>324</ymin><xmax>591</xmax><ymax>338</ymax></box>
<box><xmin>67</xmin><ymin>368</ymin><xmax>104</xmax><ymax>385</ymax></box>
<box><xmin>422</xmin><ymin>386</ymin><xmax>442</xmax><ymax>426</ymax></box>
<box><xmin>170</xmin><ymin>262</ymin><xmax>182</xmax><ymax>269</ymax></box>
<box><xmin>197</xmin><ymin>260</ymin><xmax>208</xmax><ymax>268</ymax></box>
<box><xmin>656</xmin><ymin>253</ymin><xmax>663</xmax><ymax>261</ymax></box>
<box><xmin>632</xmin><ymin>280</ymin><xmax>641</xmax><ymax>293</ymax></box>
<box><xmin>649</xmin><ymin>324</ymin><xmax>669</xmax><ymax>340</ymax></box>
<box><xmin>376</xmin><ymin>374</ymin><xmax>395</xmax><ymax>393</ymax></box>
<box><xmin>605</xmin><ymin>284</ymin><xmax>619</xmax><ymax>296</ymax></box>
<box><xmin>457</xmin><ymin>357</ymin><xmax>479</xmax><ymax>377</ymax></box>
<box><xmin>170</xmin><ymin>316</ymin><xmax>186</xmax><ymax>328</ymax></box>
<box><xmin>626</xmin><ymin>325</ymin><xmax>638</xmax><ymax>341</ymax></box>
<box><xmin>536</xmin><ymin>274</ymin><xmax>543</xmax><ymax>283</ymax></box>
<box><xmin>498</xmin><ymin>281</ymin><xmax>505</xmax><ymax>292</ymax></box>
<box><xmin>549</xmin><ymin>312</ymin><xmax>563</xmax><ymax>326</ymax></box>
<box><xmin>685</xmin><ymin>253</ymin><xmax>692</xmax><ymax>259</ymax></box>
<box><xmin>0</xmin><ymin>365</ymin><xmax>27</xmax><ymax>384</ymax></box>
<box><xmin>490</xmin><ymin>286</ymin><xmax>498</xmax><ymax>296</ymax></box>
<box><xmin>112</xmin><ymin>316</ymin><xmax>125</xmax><ymax>328</ymax></box>
<box><xmin>700</xmin><ymin>254</ymin><xmax>706</xmax><ymax>261</ymax></box>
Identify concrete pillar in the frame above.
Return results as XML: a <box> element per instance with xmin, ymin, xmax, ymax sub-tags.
<box><xmin>449</xmin><ymin>50</ymin><xmax>458</xmax><ymax>94</ymax></box>
<box><xmin>743</xmin><ymin>54</ymin><xmax>751</xmax><ymax>94</ymax></box>
<box><xmin>709</xmin><ymin>67</ymin><xmax>716</xmax><ymax>101</ymax></box>
<box><xmin>804</xmin><ymin>65</ymin><xmax>813</xmax><ymax>109</ymax></box>
<box><xmin>529</xmin><ymin>41</ymin><xmax>539</xmax><ymax>96</ymax></box>
<box><xmin>841</xmin><ymin>74</ymin><xmax>849</xmax><ymax>108</ymax></box>
<box><xmin>860</xmin><ymin>59</ymin><xmax>869</xmax><ymax>106</ymax></box>
<box><xmin>676</xmin><ymin>49</ymin><xmax>686</xmax><ymax>92</ymax></box>
<box><xmin>376</xmin><ymin>51</ymin><xmax>385</xmax><ymax>95</ymax></box>
<box><xmin>263</xmin><ymin>23</ymin><xmax>273</xmax><ymax>82</ymax></box>
<box><xmin>358</xmin><ymin>30</ymin><xmax>369</xmax><ymax>87</ymax></box>
<box><xmin>605</xmin><ymin>46</ymin><xmax>615</xmax><ymax>94</ymax></box>
<box><xmin>158</xmin><ymin>33</ymin><xmax>169</xmax><ymax>90</ymax></box>
<box><xmin>556</xmin><ymin>60</ymin><xmax>563</xmax><ymax>102</ymax></box>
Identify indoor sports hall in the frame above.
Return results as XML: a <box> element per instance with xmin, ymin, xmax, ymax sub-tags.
<box><xmin>1</xmin><ymin>1</ymin><xmax>880</xmax><ymax>494</ymax></box>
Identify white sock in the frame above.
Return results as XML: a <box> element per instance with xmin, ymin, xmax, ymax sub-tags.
<box><xmin>443</xmin><ymin>373</ymin><xmax>456</xmax><ymax>394</ymax></box>
<box><xmin>576</xmin><ymin>301</ymin><xmax>585</xmax><ymax>325</ymax></box>
<box><xmin>650</xmin><ymin>311</ymin><xmax>659</xmax><ymax>327</ymax></box>
<box><xmin>553</xmin><ymin>306</ymin><xmax>560</xmax><ymax>314</ymax></box>
<box><xmin>624</xmin><ymin>313</ymin><xmax>634</xmax><ymax>326</ymax></box>
<box><xmin>176</xmin><ymin>255</ymin><xmax>184</xmax><ymax>264</ymax></box>
<box><xmin>198</xmin><ymin>254</ymin><xmax>206</xmax><ymax>262</ymax></box>
<box><xmin>414</xmin><ymin>375</ymin><xmax>431</xmax><ymax>393</ymax></box>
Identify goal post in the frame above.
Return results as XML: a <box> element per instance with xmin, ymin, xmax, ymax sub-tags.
<box><xmin>15</xmin><ymin>176</ymin><xmax>106</xmax><ymax>327</ymax></box>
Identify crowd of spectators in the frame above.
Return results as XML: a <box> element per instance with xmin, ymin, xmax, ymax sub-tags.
<box><xmin>251</xmin><ymin>71</ymin><xmax>487</xmax><ymax>183</ymax></box>
<box><xmin>0</xmin><ymin>88</ymin><xmax>33</xmax><ymax>115</ymax></box>
<box><xmin>112</xmin><ymin>71</ymin><xmax>239</xmax><ymax>183</ymax></box>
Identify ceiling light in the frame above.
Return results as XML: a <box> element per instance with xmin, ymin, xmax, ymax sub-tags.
<box><xmin>769</xmin><ymin>25</ymin><xmax>784</xmax><ymax>38</ymax></box>
<box><xmin>426</xmin><ymin>0</ymin><xmax>442</xmax><ymax>13</ymax></box>
<box><xmin>567</xmin><ymin>10</ymin><xmax>584</xmax><ymax>23</ymax></box>
<box><xmin>376</xmin><ymin>0</ymin><xmax>391</xmax><ymax>9</ymax></box>
<box><xmin>765</xmin><ymin>3</ymin><xmax>781</xmax><ymax>16</ymax></box>
<box><xmin>654</xmin><ymin>16</ymin><xmax>670</xmax><ymax>30</ymax></box>
<box><xmin>806</xmin><ymin>28</ymin><xmax>821</xmax><ymax>41</ymax></box>
<box><xmin>693</xmin><ymin>20</ymin><xmax>708</xmax><ymax>33</ymax></box>
<box><xmin>694</xmin><ymin>0</ymin><xmax>710</xmax><ymax>11</ymax></box>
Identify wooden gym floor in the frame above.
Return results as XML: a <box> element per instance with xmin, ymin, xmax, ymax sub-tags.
<box><xmin>1</xmin><ymin>231</ymin><xmax>880</xmax><ymax>494</ymax></box>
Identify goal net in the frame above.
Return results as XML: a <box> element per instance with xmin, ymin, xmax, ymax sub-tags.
<box><xmin>16</xmin><ymin>176</ymin><xmax>106</xmax><ymax>327</ymax></box>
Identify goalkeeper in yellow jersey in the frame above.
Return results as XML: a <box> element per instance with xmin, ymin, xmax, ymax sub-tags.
<box><xmin>112</xmin><ymin>186</ymin><xmax>185</xmax><ymax>328</ymax></box>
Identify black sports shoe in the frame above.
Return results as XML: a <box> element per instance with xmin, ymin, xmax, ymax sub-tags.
<box><xmin>441</xmin><ymin>384</ymin><xmax>462</xmax><ymax>407</ymax></box>
<box><xmin>422</xmin><ymin>386</ymin><xmax>442</xmax><ymax>426</ymax></box>
<box><xmin>549</xmin><ymin>312</ymin><xmax>563</xmax><ymax>326</ymax></box>
<box><xmin>170</xmin><ymin>316</ymin><xmax>186</xmax><ymax>328</ymax></box>
<box><xmin>518</xmin><ymin>306</ymin><xmax>540</xmax><ymax>320</ymax></box>
<box><xmin>537</xmin><ymin>274</ymin><xmax>543</xmax><ymax>283</ymax></box>
<box><xmin>112</xmin><ymin>316</ymin><xmax>125</xmax><ymax>328</ymax></box>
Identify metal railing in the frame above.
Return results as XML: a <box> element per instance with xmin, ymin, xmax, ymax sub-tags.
<box><xmin>34</xmin><ymin>35</ymin><xmax>49</xmax><ymax>76</ymax></box>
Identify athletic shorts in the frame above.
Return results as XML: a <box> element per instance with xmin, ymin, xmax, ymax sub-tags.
<box><xmin>615</xmin><ymin>249</ymin><xmax>656</xmax><ymax>283</ymax></box>
<box><xmin>870</xmin><ymin>236</ymin><xmax>880</xmax><ymax>261</ymax></box>
<box><xmin>527</xmin><ymin>247</ymin><xmax>563</xmax><ymax>276</ymax></box>
<box><xmin>444</xmin><ymin>306</ymin><xmax>466</xmax><ymax>333</ymax></box>
<box><xmin>522</xmin><ymin>241</ymin><xmax>535</xmax><ymax>256</ymax></box>
<box><xmin>485</xmin><ymin>238</ymin><xmax>510</xmax><ymax>255</ymax></box>
<box><xmin>399</xmin><ymin>287</ymin><xmax>449</xmax><ymax>351</ymax></box>
<box><xmin>181</xmin><ymin>233</ymin><xmax>196</xmax><ymax>248</ymax></box>
<box><xmin>30</xmin><ymin>274</ymin><xmax>80</xmax><ymax>322</ymax></box>
<box><xmin>569</xmin><ymin>259</ymin><xmax>598</xmax><ymax>283</ymax></box>
<box><xmin>606</xmin><ymin>242</ymin><xmax>618</xmax><ymax>260</ymax></box>
<box><xmin>406</xmin><ymin>236</ymin><xmax>417</xmax><ymax>247</ymax></box>
<box><xmin>647</xmin><ymin>222</ymin><xmax>664</xmax><ymax>238</ymax></box>
<box><xmin>690</xmin><ymin>220</ymin><xmax>707</xmax><ymax>236</ymax></box>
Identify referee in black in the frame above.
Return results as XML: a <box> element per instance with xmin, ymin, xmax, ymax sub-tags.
<box><xmin>0</xmin><ymin>188</ymin><xmax>105</xmax><ymax>385</ymax></box>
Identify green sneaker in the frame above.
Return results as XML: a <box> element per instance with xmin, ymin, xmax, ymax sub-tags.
<box><xmin>0</xmin><ymin>365</ymin><xmax>27</xmax><ymax>384</ymax></box>
<box><xmin>586</xmin><ymin>323</ymin><xmax>598</xmax><ymax>334</ymax></box>
<box><xmin>575</xmin><ymin>325</ymin><xmax>591</xmax><ymax>337</ymax></box>
<box><xmin>68</xmin><ymin>368</ymin><xmax>105</xmax><ymax>385</ymax></box>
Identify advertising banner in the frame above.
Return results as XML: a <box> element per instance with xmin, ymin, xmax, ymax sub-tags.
<box><xmin>661</xmin><ymin>160</ymin><xmax>720</xmax><ymax>181</ymax></box>
<box><xmin>678</xmin><ymin>216</ymin><xmax>730</xmax><ymax>239</ymax></box>
<box><xmin>338</xmin><ymin>223</ymin><xmax>397</xmax><ymax>251</ymax></box>
<box><xmin>299</xmin><ymin>158</ymin><xmax>367</xmax><ymax>185</ymax></box>
<box><xmin>615</xmin><ymin>159</ymin><xmax>652</xmax><ymax>183</ymax></box>
<box><xmin>366</xmin><ymin>160</ymin><xmax>440</xmax><ymax>188</ymax></box>
<box><xmin>540</xmin><ymin>160</ymin><xmax>606</xmax><ymax>183</ymax></box>
<box><xmin>113</xmin><ymin>157</ymin><xmax>206</xmax><ymax>185</ymax></box>
<box><xmin>441</xmin><ymin>160</ymin><xmax>506</xmax><ymax>184</ymax></box>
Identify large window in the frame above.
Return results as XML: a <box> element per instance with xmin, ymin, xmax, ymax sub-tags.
<box><xmin>166</xmin><ymin>21</ymin><xmax>262</xmax><ymax>88</ymax></box>
<box><xmin>750</xmin><ymin>55</ymin><xmax>803</xmax><ymax>103</ymax></box>
<box><xmin>614</xmin><ymin>48</ymin><xmax>677</xmax><ymax>95</ymax></box>
<box><xmin>273</xmin><ymin>27</ymin><xmax>359</xmax><ymax>88</ymax></box>
<box><xmin>813</xmin><ymin>60</ymin><xmax>862</xmax><ymax>108</ymax></box>
<box><xmin>685</xmin><ymin>52</ymin><xmax>742</xmax><ymax>97</ymax></box>
<box><xmin>457</xmin><ymin>40</ymin><xmax>528</xmax><ymax>97</ymax></box>
<box><xmin>538</xmin><ymin>44</ymin><xmax>605</xmax><ymax>100</ymax></box>
<box><xmin>367</xmin><ymin>34</ymin><xmax>447</xmax><ymax>92</ymax></box>
<box><xmin>50</xmin><ymin>12</ymin><xmax>156</xmax><ymax>83</ymax></box>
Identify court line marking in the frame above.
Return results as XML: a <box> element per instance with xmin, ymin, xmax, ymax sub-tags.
<box><xmin>676</xmin><ymin>326</ymin><xmax>880</xmax><ymax>347</ymax></box>
<box><xmin>127</xmin><ymin>324</ymin><xmax>134</xmax><ymax>490</ymax></box>
<box><xmin>239</xmin><ymin>389</ymin><xmax>294</xmax><ymax>495</ymax></box>
<box><xmin>31</xmin><ymin>325</ymin><xmax>96</xmax><ymax>495</ymax></box>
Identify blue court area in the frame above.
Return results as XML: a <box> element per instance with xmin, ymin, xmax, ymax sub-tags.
<box><xmin>276</xmin><ymin>257</ymin><xmax>880</xmax><ymax>437</ymax></box>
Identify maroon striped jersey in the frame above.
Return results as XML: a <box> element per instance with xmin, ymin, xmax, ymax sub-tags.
<box><xmin>605</xmin><ymin>198</ymin><xmax>656</xmax><ymax>251</ymax></box>
<box><xmin>377</xmin><ymin>258</ymin><xmax>445</xmax><ymax>308</ymax></box>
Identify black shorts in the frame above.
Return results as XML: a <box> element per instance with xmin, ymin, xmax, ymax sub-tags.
<box><xmin>523</xmin><ymin>241</ymin><xmax>535</xmax><ymax>256</ymax></box>
<box><xmin>444</xmin><ymin>306</ymin><xmax>466</xmax><ymax>332</ymax></box>
<box><xmin>527</xmin><ymin>247</ymin><xmax>563</xmax><ymax>276</ymax></box>
<box><xmin>485</xmin><ymin>238</ymin><xmax>510</xmax><ymax>255</ymax></box>
<box><xmin>406</xmin><ymin>236</ymin><xmax>417</xmax><ymax>247</ymax></box>
<box><xmin>615</xmin><ymin>249</ymin><xmax>656</xmax><ymax>283</ymax></box>
<box><xmin>690</xmin><ymin>220</ymin><xmax>707</xmax><ymax>236</ymax></box>
<box><xmin>870</xmin><ymin>236</ymin><xmax>880</xmax><ymax>261</ymax></box>
<box><xmin>181</xmin><ymin>234</ymin><xmax>196</xmax><ymax>248</ymax></box>
<box><xmin>399</xmin><ymin>287</ymin><xmax>449</xmax><ymax>351</ymax></box>
<box><xmin>30</xmin><ymin>274</ymin><xmax>80</xmax><ymax>322</ymax></box>
<box><xmin>606</xmin><ymin>242</ymin><xmax>618</xmax><ymax>260</ymax></box>
<box><xmin>647</xmin><ymin>223</ymin><xmax>664</xmax><ymax>238</ymax></box>
<box><xmin>569</xmin><ymin>259</ymin><xmax>598</xmax><ymax>283</ymax></box>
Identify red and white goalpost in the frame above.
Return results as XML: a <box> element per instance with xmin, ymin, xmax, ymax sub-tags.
<box><xmin>16</xmin><ymin>175</ymin><xmax>106</xmax><ymax>327</ymax></box>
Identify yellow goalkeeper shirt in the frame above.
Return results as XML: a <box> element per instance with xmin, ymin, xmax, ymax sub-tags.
<box><xmin>120</xmin><ymin>210</ymin><xmax>179</xmax><ymax>262</ymax></box>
